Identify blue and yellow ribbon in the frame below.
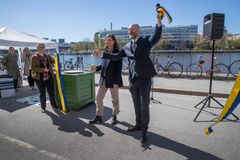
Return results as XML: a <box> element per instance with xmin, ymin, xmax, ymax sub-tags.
<box><xmin>54</xmin><ymin>53</ymin><xmax>69</xmax><ymax>112</ymax></box>
<box><xmin>156</xmin><ymin>3</ymin><xmax>172</xmax><ymax>24</ymax></box>
<box><xmin>205</xmin><ymin>72</ymin><xmax>240</xmax><ymax>135</ymax></box>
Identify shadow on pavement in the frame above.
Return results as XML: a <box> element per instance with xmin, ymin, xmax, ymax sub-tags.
<box><xmin>45</xmin><ymin>110</ymin><xmax>104</xmax><ymax>137</ymax></box>
<box><xmin>44</xmin><ymin>104</ymin><xmax>113</xmax><ymax>137</ymax></box>
<box><xmin>0</xmin><ymin>86</ymin><xmax>39</xmax><ymax>112</ymax></box>
<box><xmin>103</xmin><ymin>121</ymin><xmax>223</xmax><ymax>160</ymax></box>
<box><xmin>0</xmin><ymin>97</ymin><xmax>33</xmax><ymax>112</ymax></box>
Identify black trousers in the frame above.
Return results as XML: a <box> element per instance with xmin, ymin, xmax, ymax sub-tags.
<box><xmin>28</xmin><ymin>70</ymin><xmax>34</xmax><ymax>87</ymax></box>
<box><xmin>35</xmin><ymin>77</ymin><xmax>57</xmax><ymax>109</ymax></box>
<box><xmin>13</xmin><ymin>79</ymin><xmax>18</xmax><ymax>89</ymax></box>
<box><xmin>129</xmin><ymin>77</ymin><xmax>151</xmax><ymax>133</ymax></box>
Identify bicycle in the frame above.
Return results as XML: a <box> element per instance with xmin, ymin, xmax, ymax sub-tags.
<box><xmin>229</xmin><ymin>60</ymin><xmax>240</xmax><ymax>77</ymax></box>
<box><xmin>64</xmin><ymin>58</ymin><xmax>74</xmax><ymax>70</ymax></box>
<box><xmin>0</xmin><ymin>57</ymin><xmax>6</xmax><ymax>71</ymax></box>
<box><xmin>73</xmin><ymin>56</ymin><xmax>84</xmax><ymax>70</ymax></box>
<box><xmin>122</xmin><ymin>57</ymin><xmax>129</xmax><ymax>70</ymax></box>
<box><xmin>153</xmin><ymin>55</ymin><xmax>183</xmax><ymax>78</ymax></box>
<box><xmin>186</xmin><ymin>55</ymin><xmax>229</xmax><ymax>80</ymax></box>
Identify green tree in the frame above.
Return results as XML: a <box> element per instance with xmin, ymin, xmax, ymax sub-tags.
<box><xmin>215</xmin><ymin>38</ymin><xmax>226</xmax><ymax>50</ymax></box>
<box><xmin>193</xmin><ymin>35</ymin><xmax>211</xmax><ymax>50</ymax></box>
<box><xmin>116</xmin><ymin>37</ymin><xmax>128</xmax><ymax>48</ymax></box>
<box><xmin>94</xmin><ymin>32</ymin><xmax>100</xmax><ymax>48</ymax></box>
<box><xmin>72</xmin><ymin>42</ymin><xmax>95</xmax><ymax>52</ymax></box>
<box><xmin>193</xmin><ymin>34</ymin><xmax>240</xmax><ymax>50</ymax></box>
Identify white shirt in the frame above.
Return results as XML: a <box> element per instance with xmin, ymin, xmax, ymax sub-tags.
<box><xmin>131</xmin><ymin>36</ymin><xmax>140</xmax><ymax>43</ymax></box>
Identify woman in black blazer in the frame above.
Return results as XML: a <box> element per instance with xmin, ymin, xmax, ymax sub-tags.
<box><xmin>89</xmin><ymin>34</ymin><xmax>123</xmax><ymax>125</ymax></box>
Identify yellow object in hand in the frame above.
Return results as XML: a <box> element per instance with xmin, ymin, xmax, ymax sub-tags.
<box><xmin>156</xmin><ymin>3</ymin><xmax>172</xmax><ymax>24</ymax></box>
<box><xmin>157</xmin><ymin>7</ymin><xmax>164</xmax><ymax>19</ymax></box>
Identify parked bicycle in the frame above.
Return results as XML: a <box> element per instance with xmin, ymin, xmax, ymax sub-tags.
<box><xmin>122</xmin><ymin>57</ymin><xmax>129</xmax><ymax>70</ymax></box>
<box><xmin>64</xmin><ymin>56</ymin><xmax>84</xmax><ymax>70</ymax></box>
<box><xmin>153</xmin><ymin>55</ymin><xmax>183</xmax><ymax>78</ymax></box>
<box><xmin>0</xmin><ymin>57</ymin><xmax>5</xmax><ymax>71</ymax></box>
<box><xmin>229</xmin><ymin>60</ymin><xmax>240</xmax><ymax>77</ymax></box>
<box><xmin>186</xmin><ymin>55</ymin><xmax>229</xmax><ymax>80</ymax></box>
<box><xmin>74</xmin><ymin>56</ymin><xmax>84</xmax><ymax>70</ymax></box>
<box><xmin>64</xmin><ymin>58</ymin><xmax>74</xmax><ymax>70</ymax></box>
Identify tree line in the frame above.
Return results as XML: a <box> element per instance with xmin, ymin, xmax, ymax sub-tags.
<box><xmin>71</xmin><ymin>34</ymin><xmax>240</xmax><ymax>53</ymax></box>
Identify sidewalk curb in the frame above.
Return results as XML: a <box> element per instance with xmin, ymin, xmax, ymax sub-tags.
<box><xmin>121</xmin><ymin>70</ymin><xmax>236</xmax><ymax>81</ymax></box>
<box><xmin>95</xmin><ymin>84</ymin><xmax>229</xmax><ymax>98</ymax></box>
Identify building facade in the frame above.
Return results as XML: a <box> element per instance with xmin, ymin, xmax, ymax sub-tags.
<box><xmin>97</xmin><ymin>25</ymin><xmax>198</xmax><ymax>50</ymax></box>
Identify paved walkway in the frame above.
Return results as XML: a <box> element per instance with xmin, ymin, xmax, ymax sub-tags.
<box><xmin>0</xmin><ymin>85</ymin><xmax>240</xmax><ymax>160</ymax></box>
<box><xmin>0</xmin><ymin>77</ymin><xmax>239</xmax><ymax>160</ymax></box>
<box><xmin>95</xmin><ymin>73</ymin><xmax>235</xmax><ymax>98</ymax></box>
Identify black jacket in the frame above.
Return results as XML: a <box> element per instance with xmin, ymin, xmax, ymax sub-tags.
<box><xmin>102</xmin><ymin>24</ymin><xmax>162</xmax><ymax>81</ymax></box>
<box><xmin>96</xmin><ymin>49</ymin><xmax>123</xmax><ymax>88</ymax></box>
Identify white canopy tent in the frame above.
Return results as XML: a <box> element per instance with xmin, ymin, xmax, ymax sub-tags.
<box><xmin>0</xmin><ymin>27</ymin><xmax>58</xmax><ymax>50</ymax></box>
<box><xmin>0</xmin><ymin>27</ymin><xmax>59</xmax><ymax>84</ymax></box>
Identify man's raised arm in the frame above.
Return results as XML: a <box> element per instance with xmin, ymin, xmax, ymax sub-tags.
<box><xmin>148</xmin><ymin>17</ymin><xmax>163</xmax><ymax>48</ymax></box>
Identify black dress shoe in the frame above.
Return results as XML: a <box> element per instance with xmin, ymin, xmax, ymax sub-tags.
<box><xmin>140</xmin><ymin>134</ymin><xmax>148</xmax><ymax>144</ymax></box>
<box><xmin>127</xmin><ymin>125</ymin><xmax>141</xmax><ymax>132</ymax></box>
<box><xmin>89</xmin><ymin>116</ymin><xmax>102</xmax><ymax>124</ymax></box>
<box><xmin>111</xmin><ymin>115</ymin><xmax>117</xmax><ymax>125</ymax></box>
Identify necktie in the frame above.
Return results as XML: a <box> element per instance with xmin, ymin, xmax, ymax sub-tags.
<box><xmin>131</xmin><ymin>41</ymin><xmax>137</xmax><ymax>54</ymax></box>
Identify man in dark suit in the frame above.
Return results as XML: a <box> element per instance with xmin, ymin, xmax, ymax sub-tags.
<box><xmin>93</xmin><ymin>17</ymin><xmax>162</xmax><ymax>143</ymax></box>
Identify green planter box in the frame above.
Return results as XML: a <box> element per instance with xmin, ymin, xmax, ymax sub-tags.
<box><xmin>55</xmin><ymin>71</ymin><xmax>95</xmax><ymax>111</ymax></box>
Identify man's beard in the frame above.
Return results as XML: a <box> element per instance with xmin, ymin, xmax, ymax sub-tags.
<box><xmin>129</xmin><ymin>34</ymin><xmax>135</xmax><ymax>39</ymax></box>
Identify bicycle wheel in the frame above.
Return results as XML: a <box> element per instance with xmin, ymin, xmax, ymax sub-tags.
<box><xmin>122</xmin><ymin>57</ymin><xmax>129</xmax><ymax>70</ymax></box>
<box><xmin>213</xmin><ymin>63</ymin><xmax>229</xmax><ymax>80</ymax></box>
<box><xmin>186</xmin><ymin>63</ymin><xmax>202</xmax><ymax>79</ymax></box>
<box><xmin>167</xmin><ymin>62</ymin><xmax>183</xmax><ymax>78</ymax></box>
<box><xmin>154</xmin><ymin>62</ymin><xmax>160</xmax><ymax>74</ymax></box>
<box><xmin>64</xmin><ymin>62</ymin><xmax>69</xmax><ymax>69</ymax></box>
<box><xmin>72</xmin><ymin>64</ymin><xmax>77</xmax><ymax>70</ymax></box>
<box><xmin>229</xmin><ymin>60</ymin><xmax>240</xmax><ymax>77</ymax></box>
<box><xmin>76</xmin><ymin>63</ymin><xmax>84</xmax><ymax>70</ymax></box>
<box><xmin>70</xmin><ymin>64</ymin><xmax>75</xmax><ymax>70</ymax></box>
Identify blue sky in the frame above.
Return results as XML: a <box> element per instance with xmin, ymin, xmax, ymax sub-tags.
<box><xmin>0</xmin><ymin>0</ymin><xmax>239</xmax><ymax>42</ymax></box>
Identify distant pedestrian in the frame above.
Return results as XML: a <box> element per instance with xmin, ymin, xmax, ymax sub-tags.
<box><xmin>1</xmin><ymin>47</ymin><xmax>21</xmax><ymax>90</ymax></box>
<box><xmin>31</xmin><ymin>43</ymin><xmax>59</xmax><ymax>113</ymax></box>
<box><xmin>22</xmin><ymin>47</ymin><xmax>35</xmax><ymax>89</ymax></box>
